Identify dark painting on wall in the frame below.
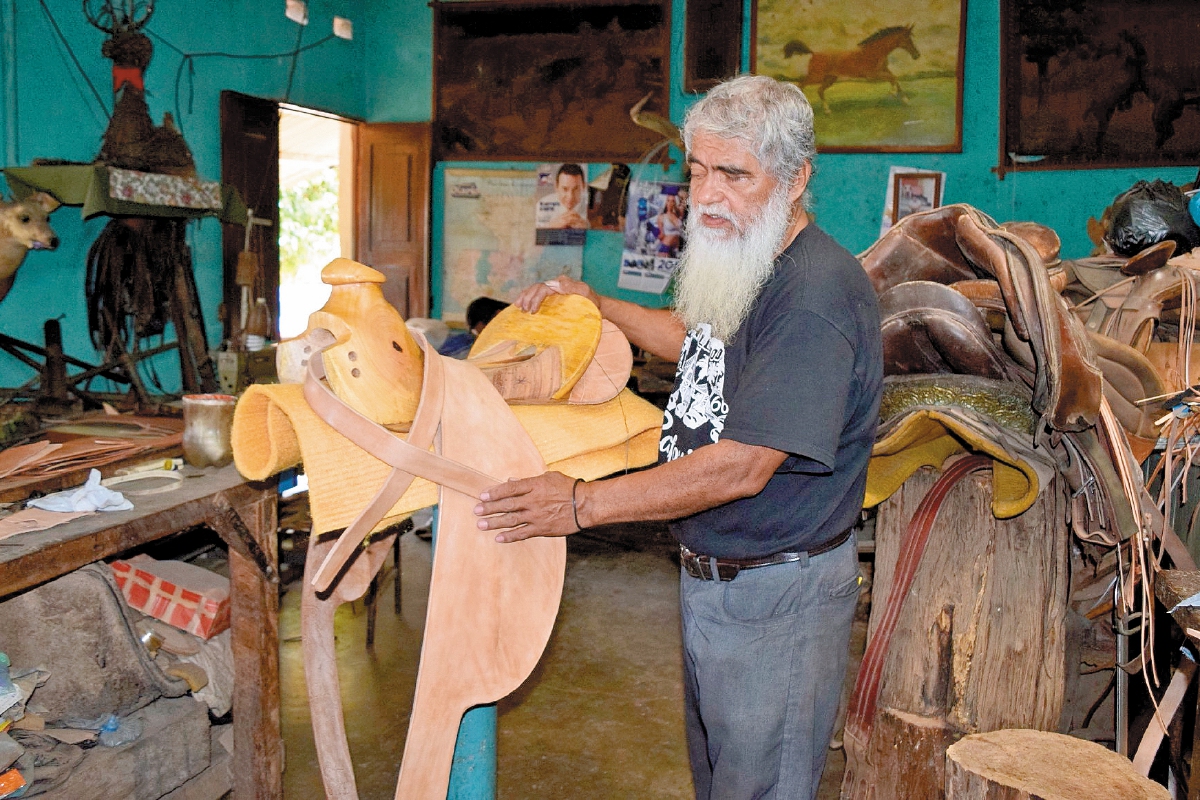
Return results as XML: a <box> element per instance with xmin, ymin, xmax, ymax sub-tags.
<box><xmin>684</xmin><ymin>0</ymin><xmax>743</xmax><ymax>93</ymax></box>
<box><xmin>434</xmin><ymin>1</ymin><xmax>670</xmax><ymax>162</ymax></box>
<box><xmin>1001</xmin><ymin>0</ymin><xmax>1200</xmax><ymax>175</ymax></box>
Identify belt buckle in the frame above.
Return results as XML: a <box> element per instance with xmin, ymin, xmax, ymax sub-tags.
<box><xmin>682</xmin><ymin>548</ymin><xmax>720</xmax><ymax>581</ymax></box>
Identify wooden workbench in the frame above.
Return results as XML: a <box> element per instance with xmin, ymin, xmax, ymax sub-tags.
<box><xmin>0</xmin><ymin>464</ymin><xmax>281</xmax><ymax>800</ymax></box>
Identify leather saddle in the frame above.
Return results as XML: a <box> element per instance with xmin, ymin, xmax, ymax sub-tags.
<box><xmin>864</xmin><ymin>205</ymin><xmax>1103</xmax><ymax>434</ymax></box>
<box><xmin>860</xmin><ymin>204</ymin><xmax>997</xmax><ymax>295</ymax></box>
<box><xmin>878</xmin><ymin>280</ymin><xmax>1012</xmax><ymax>380</ymax></box>
<box><xmin>233</xmin><ymin>260</ymin><xmax>664</xmax><ymax>799</ymax></box>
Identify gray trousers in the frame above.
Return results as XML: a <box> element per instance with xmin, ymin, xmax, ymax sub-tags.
<box><xmin>680</xmin><ymin>534</ymin><xmax>860</xmax><ymax>800</ymax></box>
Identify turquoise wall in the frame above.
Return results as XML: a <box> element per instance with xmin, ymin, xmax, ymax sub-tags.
<box><xmin>0</xmin><ymin>0</ymin><xmax>364</xmax><ymax>389</ymax></box>
<box><xmin>424</xmin><ymin>0</ymin><xmax>1196</xmax><ymax>319</ymax></box>
<box><xmin>0</xmin><ymin>0</ymin><xmax>1195</xmax><ymax>389</ymax></box>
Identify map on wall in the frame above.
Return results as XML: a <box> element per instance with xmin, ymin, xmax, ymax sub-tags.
<box><xmin>441</xmin><ymin>168</ymin><xmax>583</xmax><ymax>322</ymax></box>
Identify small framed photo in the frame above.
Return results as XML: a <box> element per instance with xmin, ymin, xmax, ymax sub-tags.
<box><xmin>891</xmin><ymin>171</ymin><xmax>943</xmax><ymax>226</ymax></box>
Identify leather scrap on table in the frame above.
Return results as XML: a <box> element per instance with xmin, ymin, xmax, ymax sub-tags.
<box><xmin>0</xmin><ymin>509</ymin><xmax>91</xmax><ymax>541</ymax></box>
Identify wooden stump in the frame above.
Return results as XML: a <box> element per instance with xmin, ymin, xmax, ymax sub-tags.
<box><xmin>844</xmin><ymin>465</ymin><xmax>1070</xmax><ymax>798</ymax></box>
<box><xmin>945</xmin><ymin>729</ymin><xmax>1169</xmax><ymax>799</ymax></box>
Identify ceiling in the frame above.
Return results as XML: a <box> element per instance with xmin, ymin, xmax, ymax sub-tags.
<box><xmin>278</xmin><ymin>109</ymin><xmax>350</xmax><ymax>189</ymax></box>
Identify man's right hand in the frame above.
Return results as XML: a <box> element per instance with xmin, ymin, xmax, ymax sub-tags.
<box><xmin>514</xmin><ymin>275</ymin><xmax>601</xmax><ymax>314</ymax></box>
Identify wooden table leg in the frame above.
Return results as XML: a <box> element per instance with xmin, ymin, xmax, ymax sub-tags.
<box><xmin>228</xmin><ymin>491</ymin><xmax>282</xmax><ymax>799</ymax></box>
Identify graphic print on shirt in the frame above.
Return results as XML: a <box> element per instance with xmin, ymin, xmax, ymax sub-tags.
<box><xmin>660</xmin><ymin>324</ymin><xmax>729</xmax><ymax>462</ymax></box>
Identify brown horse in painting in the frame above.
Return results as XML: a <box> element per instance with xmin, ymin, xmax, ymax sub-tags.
<box><xmin>784</xmin><ymin>25</ymin><xmax>920</xmax><ymax>112</ymax></box>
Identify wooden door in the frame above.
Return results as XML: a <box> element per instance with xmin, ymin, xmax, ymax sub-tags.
<box><xmin>220</xmin><ymin>92</ymin><xmax>280</xmax><ymax>341</ymax></box>
<box><xmin>355</xmin><ymin>123</ymin><xmax>432</xmax><ymax>319</ymax></box>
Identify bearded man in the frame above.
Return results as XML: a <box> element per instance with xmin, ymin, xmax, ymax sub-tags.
<box><xmin>474</xmin><ymin>75</ymin><xmax>882</xmax><ymax>799</ymax></box>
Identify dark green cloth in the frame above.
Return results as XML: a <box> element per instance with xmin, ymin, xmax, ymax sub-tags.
<box><xmin>3</xmin><ymin>165</ymin><xmax>247</xmax><ymax>224</ymax></box>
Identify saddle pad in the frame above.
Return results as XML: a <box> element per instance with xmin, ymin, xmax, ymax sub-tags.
<box><xmin>232</xmin><ymin>382</ymin><xmax>662</xmax><ymax>535</ymax></box>
<box><xmin>868</xmin><ymin>375</ymin><xmax>1057</xmax><ymax>519</ymax></box>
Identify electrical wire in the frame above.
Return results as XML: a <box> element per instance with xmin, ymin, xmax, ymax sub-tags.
<box><xmin>145</xmin><ymin>28</ymin><xmax>336</xmax><ymax>139</ymax></box>
<box><xmin>35</xmin><ymin>0</ymin><xmax>109</xmax><ymax>123</ymax></box>
<box><xmin>283</xmin><ymin>19</ymin><xmax>306</xmax><ymax>103</ymax></box>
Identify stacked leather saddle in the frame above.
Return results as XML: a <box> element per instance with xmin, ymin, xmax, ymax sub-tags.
<box><xmin>859</xmin><ymin>203</ymin><xmax>1148</xmax><ymax>543</ymax></box>
<box><xmin>859</xmin><ymin>205</ymin><xmax>1200</xmax><ymax>548</ymax></box>
<box><xmin>843</xmin><ymin>204</ymin><xmax>1200</xmax><ymax>799</ymax></box>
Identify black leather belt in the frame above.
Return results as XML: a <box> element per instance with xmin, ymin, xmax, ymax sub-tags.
<box><xmin>680</xmin><ymin>527</ymin><xmax>853</xmax><ymax>582</ymax></box>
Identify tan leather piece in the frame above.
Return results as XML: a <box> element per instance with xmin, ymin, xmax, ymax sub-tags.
<box><xmin>397</xmin><ymin>350</ymin><xmax>562</xmax><ymax>799</ymax></box>
<box><xmin>950</xmin><ymin>279</ymin><xmax>1007</xmax><ymax>331</ymax></box>
<box><xmin>474</xmin><ymin>345</ymin><xmax>565</xmax><ymax>403</ymax></box>
<box><xmin>1000</xmin><ymin>220</ymin><xmax>1061</xmax><ymax>267</ymax></box>
<box><xmin>0</xmin><ymin>508</ymin><xmax>91</xmax><ymax>540</ymax></box>
<box><xmin>569</xmin><ymin>320</ymin><xmax>635</xmax><ymax>404</ymax></box>
<box><xmin>1049</xmin><ymin>266</ymin><xmax>1071</xmax><ymax>294</ymax></box>
<box><xmin>276</xmin><ymin>327</ymin><xmax>337</xmax><ymax>385</ymax></box>
<box><xmin>304</xmin><ymin>344</ymin><xmax>450</xmax><ymax>593</ymax></box>
<box><xmin>469</xmin><ymin>319</ymin><xmax>635</xmax><ymax>406</ymax></box>
<box><xmin>1145</xmin><ymin>340</ymin><xmax>1200</xmax><ymax>392</ymax></box>
<box><xmin>1101</xmin><ymin>266</ymin><xmax>1185</xmax><ymax>352</ymax></box>
<box><xmin>1067</xmin><ymin>256</ymin><xmax>1135</xmax><ymax>297</ymax></box>
<box><xmin>303</xmin><ymin>532</ymin><xmax>401</xmax><ymax>799</ymax></box>
<box><xmin>0</xmin><ymin>441</ymin><xmax>61</xmax><ymax>480</ymax></box>
<box><xmin>1121</xmin><ymin>239</ymin><xmax>1176</xmax><ymax>276</ymax></box>
<box><xmin>1088</xmin><ymin>332</ymin><xmax>1167</xmax><ymax>442</ymax></box>
<box><xmin>0</xmin><ymin>415</ymin><xmax>183</xmax><ymax>490</ymax></box>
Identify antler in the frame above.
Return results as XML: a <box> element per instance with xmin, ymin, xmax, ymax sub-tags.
<box><xmin>83</xmin><ymin>0</ymin><xmax>155</xmax><ymax>35</ymax></box>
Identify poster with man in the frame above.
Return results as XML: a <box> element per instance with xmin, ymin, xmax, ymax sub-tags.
<box><xmin>618</xmin><ymin>180</ymin><xmax>688</xmax><ymax>294</ymax></box>
<box><xmin>535</xmin><ymin>163</ymin><xmax>589</xmax><ymax>246</ymax></box>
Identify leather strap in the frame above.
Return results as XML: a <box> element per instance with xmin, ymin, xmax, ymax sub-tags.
<box><xmin>305</xmin><ymin>338</ymin><xmax>500</xmax><ymax>592</ymax></box>
<box><xmin>843</xmin><ymin>456</ymin><xmax>990</xmax><ymax>771</ymax></box>
<box><xmin>679</xmin><ymin>527</ymin><xmax>853</xmax><ymax>581</ymax></box>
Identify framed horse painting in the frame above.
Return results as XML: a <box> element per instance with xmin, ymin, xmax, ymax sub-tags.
<box><xmin>752</xmin><ymin>0</ymin><xmax>966</xmax><ymax>152</ymax></box>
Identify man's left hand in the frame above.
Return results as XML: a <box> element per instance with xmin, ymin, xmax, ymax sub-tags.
<box><xmin>475</xmin><ymin>471</ymin><xmax>581</xmax><ymax>543</ymax></box>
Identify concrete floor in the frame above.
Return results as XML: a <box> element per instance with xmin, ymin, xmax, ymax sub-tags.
<box><xmin>279</xmin><ymin>521</ymin><xmax>860</xmax><ymax>799</ymax></box>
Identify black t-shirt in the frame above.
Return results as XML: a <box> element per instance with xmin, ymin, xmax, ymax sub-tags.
<box><xmin>658</xmin><ymin>223</ymin><xmax>883</xmax><ymax>559</ymax></box>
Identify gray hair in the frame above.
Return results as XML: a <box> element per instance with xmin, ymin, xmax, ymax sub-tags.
<box><xmin>682</xmin><ymin>75</ymin><xmax>816</xmax><ymax>192</ymax></box>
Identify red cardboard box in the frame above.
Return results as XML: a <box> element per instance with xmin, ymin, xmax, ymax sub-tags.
<box><xmin>111</xmin><ymin>554</ymin><xmax>230</xmax><ymax>639</ymax></box>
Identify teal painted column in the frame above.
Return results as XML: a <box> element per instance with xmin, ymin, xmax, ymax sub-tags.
<box><xmin>430</xmin><ymin>506</ymin><xmax>498</xmax><ymax>799</ymax></box>
<box><xmin>447</xmin><ymin>705</ymin><xmax>497</xmax><ymax>798</ymax></box>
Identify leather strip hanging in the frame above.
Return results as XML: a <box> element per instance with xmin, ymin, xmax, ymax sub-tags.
<box><xmin>842</xmin><ymin>455</ymin><xmax>991</xmax><ymax>799</ymax></box>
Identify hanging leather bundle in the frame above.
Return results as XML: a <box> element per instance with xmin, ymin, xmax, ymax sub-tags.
<box><xmin>85</xmin><ymin>215</ymin><xmax>216</xmax><ymax>392</ymax></box>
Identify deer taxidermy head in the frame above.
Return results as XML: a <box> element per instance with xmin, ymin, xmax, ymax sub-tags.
<box><xmin>0</xmin><ymin>192</ymin><xmax>61</xmax><ymax>303</ymax></box>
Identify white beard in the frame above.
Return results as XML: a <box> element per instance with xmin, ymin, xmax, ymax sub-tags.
<box><xmin>672</xmin><ymin>187</ymin><xmax>794</xmax><ymax>342</ymax></box>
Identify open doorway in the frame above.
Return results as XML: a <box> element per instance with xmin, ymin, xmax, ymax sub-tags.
<box><xmin>277</xmin><ymin>106</ymin><xmax>355</xmax><ymax>339</ymax></box>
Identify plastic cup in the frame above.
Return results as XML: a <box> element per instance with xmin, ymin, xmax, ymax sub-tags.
<box><xmin>182</xmin><ymin>394</ymin><xmax>237</xmax><ymax>468</ymax></box>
